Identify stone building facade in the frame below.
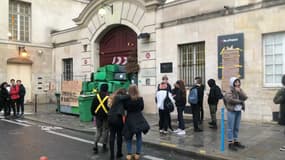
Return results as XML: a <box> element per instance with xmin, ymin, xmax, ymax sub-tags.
<box><xmin>1</xmin><ymin>0</ymin><xmax>285</xmax><ymax>121</ymax></box>
<box><xmin>0</xmin><ymin>0</ymin><xmax>87</xmax><ymax>103</ymax></box>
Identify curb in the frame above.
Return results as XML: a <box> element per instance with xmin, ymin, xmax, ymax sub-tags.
<box><xmin>142</xmin><ymin>139</ymin><xmax>232</xmax><ymax>160</ymax></box>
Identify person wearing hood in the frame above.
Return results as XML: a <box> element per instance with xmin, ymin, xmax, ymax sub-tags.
<box><xmin>224</xmin><ymin>77</ymin><xmax>248</xmax><ymax>151</ymax></box>
<box><xmin>207</xmin><ymin>79</ymin><xmax>223</xmax><ymax>129</ymax></box>
<box><xmin>273</xmin><ymin>74</ymin><xmax>285</xmax><ymax>151</ymax></box>
<box><xmin>0</xmin><ymin>82</ymin><xmax>10</xmax><ymax>118</ymax></box>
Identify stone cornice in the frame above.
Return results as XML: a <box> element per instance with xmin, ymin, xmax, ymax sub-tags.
<box><xmin>158</xmin><ymin>0</ymin><xmax>285</xmax><ymax>29</ymax></box>
<box><xmin>145</xmin><ymin>0</ymin><xmax>161</xmax><ymax>9</ymax></box>
<box><xmin>73</xmin><ymin>0</ymin><xmax>161</xmax><ymax>26</ymax></box>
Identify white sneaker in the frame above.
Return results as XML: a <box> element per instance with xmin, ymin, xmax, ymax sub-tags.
<box><xmin>159</xmin><ymin>130</ymin><xmax>163</xmax><ymax>133</ymax></box>
<box><xmin>177</xmin><ymin>130</ymin><xmax>186</xmax><ymax>135</ymax></box>
<box><xmin>174</xmin><ymin>129</ymin><xmax>182</xmax><ymax>133</ymax></box>
<box><xmin>280</xmin><ymin>146</ymin><xmax>285</xmax><ymax>151</ymax></box>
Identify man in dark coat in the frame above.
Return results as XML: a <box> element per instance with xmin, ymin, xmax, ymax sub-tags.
<box><xmin>189</xmin><ymin>77</ymin><xmax>203</xmax><ymax>132</ymax></box>
<box><xmin>273</xmin><ymin>74</ymin><xmax>285</xmax><ymax>151</ymax></box>
<box><xmin>207</xmin><ymin>79</ymin><xmax>223</xmax><ymax>129</ymax></box>
<box><xmin>91</xmin><ymin>84</ymin><xmax>109</xmax><ymax>154</ymax></box>
<box><xmin>195</xmin><ymin>77</ymin><xmax>205</xmax><ymax>124</ymax></box>
<box><xmin>0</xmin><ymin>82</ymin><xmax>10</xmax><ymax>118</ymax></box>
<box><xmin>16</xmin><ymin>80</ymin><xmax>26</xmax><ymax>116</ymax></box>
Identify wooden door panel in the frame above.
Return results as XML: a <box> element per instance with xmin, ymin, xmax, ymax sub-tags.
<box><xmin>100</xmin><ymin>26</ymin><xmax>137</xmax><ymax>66</ymax></box>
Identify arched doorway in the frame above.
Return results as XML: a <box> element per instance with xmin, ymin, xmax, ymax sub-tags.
<box><xmin>99</xmin><ymin>26</ymin><xmax>137</xmax><ymax>66</ymax></box>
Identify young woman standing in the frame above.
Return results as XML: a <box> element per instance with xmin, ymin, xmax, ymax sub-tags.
<box><xmin>123</xmin><ymin>85</ymin><xmax>150</xmax><ymax>160</ymax></box>
<box><xmin>107</xmin><ymin>88</ymin><xmax>128</xmax><ymax>160</ymax></box>
<box><xmin>172</xmin><ymin>80</ymin><xmax>186</xmax><ymax>135</ymax></box>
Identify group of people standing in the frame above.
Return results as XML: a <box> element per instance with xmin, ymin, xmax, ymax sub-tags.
<box><xmin>91</xmin><ymin>84</ymin><xmax>150</xmax><ymax>160</ymax></box>
<box><xmin>155</xmin><ymin>75</ymin><xmax>248</xmax><ymax>152</ymax></box>
<box><xmin>0</xmin><ymin>79</ymin><xmax>26</xmax><ymax>118</ymax></box>
<box><xmin>155</xmin><ymin>76</ymin><xmax>209</xmax><ymax>135</ymax></box>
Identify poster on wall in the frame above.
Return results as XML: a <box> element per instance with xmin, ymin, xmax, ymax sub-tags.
<box><xmin>218</xmin><ymin>33</ymin><xmax>244</xmax><ymax>91</ymax></box>
<box><xmin>218</xmin><ymin>33</ymin><xmax>244</xmax><ymax>89</ymax></box>
<box><xmin>60</xmin><ymin>80</ymin><xmax>82</xmax><ymax>106</ymax></box>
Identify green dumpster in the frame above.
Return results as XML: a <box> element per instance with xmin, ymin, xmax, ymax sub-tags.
<box><xmin>78</xmin><ymin>95</ymin><xmax>95</xmax><ymax>122</ymax></box>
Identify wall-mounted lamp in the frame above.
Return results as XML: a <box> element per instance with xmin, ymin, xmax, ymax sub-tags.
<box><xmin>137</xmin><ymin>33</ymin><xmax>150</xmax><ymax>39</ymax></box>
<box><xmin>98</xmin><ymin>4</ymin><xmax>113</xmax><ymax>16</ymax></box>
<box><xmin>18</xmin><ymin>46</ymin><xmax>28</xmax><ymax>57</ymax></box>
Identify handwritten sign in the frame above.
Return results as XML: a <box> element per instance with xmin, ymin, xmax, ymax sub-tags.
<box><xmin>221</xmin><ymin>49</ymin><xmax>241</xmax><ymax>91</ymax></box>
<box><xmin>60</xmin><ymin>80</ymin><xmax>82</xmax><ymax>106</ymax></box>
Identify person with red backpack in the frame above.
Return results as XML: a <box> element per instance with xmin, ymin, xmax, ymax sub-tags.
<box><xmin>9</xmin><ymin>79</ymin><xmax>19</xmax><ymax>117</ymax></box>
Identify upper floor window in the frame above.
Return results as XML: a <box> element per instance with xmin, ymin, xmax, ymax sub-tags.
<box><xmin>9</xmin><ymin>0</ymin><xmax>31</xmax><ymax>42</ymax></box>
<box><xmin>263</xmin><ymin>33</ymin><xmax>285</xmax><ymax>87</ymax></box>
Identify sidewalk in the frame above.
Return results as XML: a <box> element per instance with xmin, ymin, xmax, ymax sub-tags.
<box><xmin>23</xmin><ymin>104</ymin><xmax>285</xmax><ymax>160</ymax></box>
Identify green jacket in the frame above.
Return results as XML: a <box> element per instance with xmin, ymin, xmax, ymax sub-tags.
<box><xmin>273</xmin><ymin>88</ymin><xmax>285</xmax><ymax>125</ymax></box>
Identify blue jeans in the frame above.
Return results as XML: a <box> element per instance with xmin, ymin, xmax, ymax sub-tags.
<box><xmin>126</xmin><ymin>132</ymin><xmax>142</xmax><ymax>154</ymax></box>
<box><xmin>177</xmin><ymin>106</ymin><xmax>185</xmax><ymax>130</ymax></box>
<box><xmin>227</xmin><ymin>111</ymin><xmax>241</xmax><ymax>142</ymax></box>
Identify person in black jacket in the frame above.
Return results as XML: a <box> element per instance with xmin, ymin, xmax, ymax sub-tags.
<box><xmin>172</xmin><ymin>80</ymin><xmax>186</xmax><ymax>135</ymax></box>
<box><xmin>16</xmin><ymin>80</ymin><xmax>26</xmax><ymax>116</ymax></box>
<box><xmin>189</xmin><ymin>77</ymin><xmax>203</xmax><ymax>132</ymax></box>
<box><xmin>90</xmin><ymin>84</ymin><xmax>109</xmax><ymax>154</ymax></box>
<box><xmin>207</xmin><ymin>79</ymin><xmax>223</xmax><ymax>129</ymax></box>
<box><xmin>195</xmin><ymin>77</ymin><xmax>205</xmax><ymax>123</ymax></box>
<box><xmin>0</xmin><ymin>82</ymin><xmax>10</xmax><ymax>118</ymax></box>
<box><xmin>108</xmin><ymin>88</ymin><xmax>128</xmax><ymax>160</ymax></box>
<box><xmin>123</xmin><ymin>85</ymin><xmax>150</xmax><ymax>160</ymax></box>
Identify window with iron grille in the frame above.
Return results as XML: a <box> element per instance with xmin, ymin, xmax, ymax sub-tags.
<box><xmin>63</xmin><ymin>58</ymin><xmax>73</xmax><ymax>81</ymax></box>
<box><xmin>178</xmin><ymin>42</ymin><xmax>205</xmax><ymax>87</ymax></box>
<box><xmin>9</xmin><ymin>0</ymin><xmax>31</xmax><ymax>42</ymax></box>
<box><xmin>263</xmin><ymin>33</ymin><xmax>285</xmax><ymax>87</ymax></box>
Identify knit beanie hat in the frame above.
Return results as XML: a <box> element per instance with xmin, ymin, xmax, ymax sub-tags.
<box><xmin>100</xmin><ymin>84</ymin><xmax>108</xmax><ymax>92</ymax></box>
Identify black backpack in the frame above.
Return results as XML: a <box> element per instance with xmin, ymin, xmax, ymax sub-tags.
<box><xmin>164</xmin><ymin>91</ymin><xmax>174</xmax><ymax>112</ymax></box>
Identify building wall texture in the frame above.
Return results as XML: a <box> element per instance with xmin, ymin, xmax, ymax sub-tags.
<box><xmin>1</xmin><ymin>0</ymin><xmax>284</xmax><ymax>121</ymax></box>
<box><xmin>0</xmin><ymin>0</ymin><xmax>87</xmax><ymax>103</ymax></box>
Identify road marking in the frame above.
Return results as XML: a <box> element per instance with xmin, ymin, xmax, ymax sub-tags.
<box><xmin>40</xmin><ymin>126</ymin><xmax>63</xmax><ymax>131</ymax></box>
<box><xmin>0</xmin><ymin>111</ymin><xmax>33</xmax><ymax>115</ymax></box>
<box><xmin>45</xmin><ymin>130</ymin><xmax>103</xmax><ymax>147</ymax></box>
<box><xmin>1</xmin><ymin>119</ymin><xmax>31</xmax><ymax>127</ymax></box>
<box><xmin>199</xmin><ymin>150</ymin><xmax>206</xmax><ymax>154</ymax></box>
<box><xmin>160</xmin><ymin>142</ymin><xmax>177</xmax><ymax>148</ymax></box>
<box><xmin>144</xmin><ymin>155</ymin><xmax>165</xmax><ymax>160</ymax></box>
<box><xmin>15</xmin><ymin>119</ymin><xmax>35</xmax><ymax>125</ymax></box>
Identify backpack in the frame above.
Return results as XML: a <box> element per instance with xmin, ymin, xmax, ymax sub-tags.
<box><xmin>164</xmin><ymin>91</ymin><xmax>174</xmax><ymax>112</ymax></box>
<box><xmin>217</xmin><ymin>87</ymin><xmax>223</xmax><ymax>99</ymax></box>
<box><xmin>188</xmin><ymin>87</ymin><xmax>198</xmax><ymax>104</ymax></box>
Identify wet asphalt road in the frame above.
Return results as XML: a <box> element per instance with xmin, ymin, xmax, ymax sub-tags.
<box><xmin>0</xmin><ymin>117</ymin><xmax>197</xmax><ymax>160</ymax></box>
